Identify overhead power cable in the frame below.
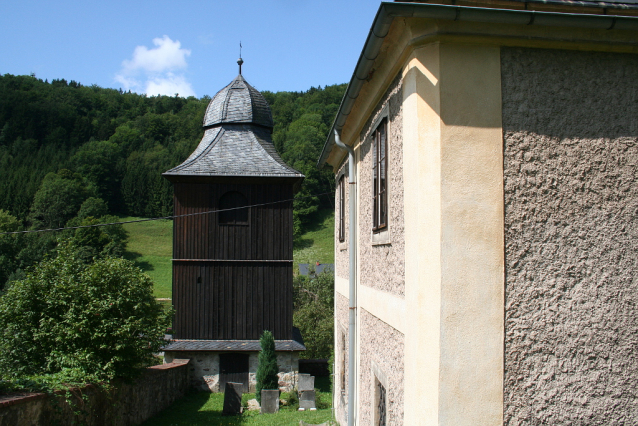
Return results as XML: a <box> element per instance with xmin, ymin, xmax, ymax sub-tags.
<box><xmin>0</xmin><ymin>191</ymin><xmax>333</xmax><ymax>236</ymax></box>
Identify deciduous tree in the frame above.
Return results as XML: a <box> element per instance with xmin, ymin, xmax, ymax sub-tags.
<box><xmin>0</xmin><ymin>244</ymin><xmax>171</xmax><ymax>385</ymax></box>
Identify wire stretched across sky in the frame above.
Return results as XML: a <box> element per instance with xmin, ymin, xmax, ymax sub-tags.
<box><xmin>0</xmin><ymin>191</ymin><xmax>333</xmax><ymax>236</ymax></box>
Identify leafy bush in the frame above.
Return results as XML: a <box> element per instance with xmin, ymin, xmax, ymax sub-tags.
<box><xmin>293</xmin><ymin>270</ymin><xmax>334</xmax><ymax>359</ymax></box>
<box><xmin>0</xmin><ymin>244</ymin><xmax>171</xmax><ymax>390</ymax></box>
<box><xmin>255</xmin><ymin>330</ymin><xmax>279</xmax><ymax>404</ymax></box>
<box><xmin>68</xmin><ymin>215</ymin><xmax>127</xmax><ymax>262</ymax></box>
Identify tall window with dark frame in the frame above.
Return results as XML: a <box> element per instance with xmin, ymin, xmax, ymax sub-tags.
<box><xmin>377</xmin><ymin>380</ymin><xmax>387</xmax><ymax>426</ymax></box>
<box><xmin>372</xmin><ymin>118</ymin><xmax>388</xmax><ymax>232</ymax></box>
<box><xmin>218</xmin><ymin>191</ymin><xmax>249</xmax><ymax>225</ymax></box>
<box><xmin>338</xmin><ymin>175</ymin><xmax>345</xmax><ymax>243</ymax></box>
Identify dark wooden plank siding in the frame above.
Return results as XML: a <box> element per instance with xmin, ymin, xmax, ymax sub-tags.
<box><xmin>172</xmin><ymin>262</ymin><xmax>292</xmax><ymax>340</ymax></box>
<box><xmin>172</xmin><ymin>182</ymin><xmax>294</xmax><ymax>341</ymax></box>
<box><xmin>173</xmin><ymin>182</ymin><xmax>293</xmax><ymax>261</ymax></box>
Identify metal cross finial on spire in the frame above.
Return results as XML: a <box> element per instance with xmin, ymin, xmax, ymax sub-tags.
<box><xmin>237</xmin><ymin>42</ymin><xmax>244</xmax><ymax>75</ymax></box>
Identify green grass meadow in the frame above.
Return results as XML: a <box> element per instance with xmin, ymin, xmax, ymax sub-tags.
<box><xmin>122</xmin><ymin>209</ymin><xmax>335</xmax><ymax>299</ymax></box>
<box><xmin>121</xmin><ymin>217</ymin><xmax>173</xmax><ymax>299</ymax></box>
<box><xmin>293</xmin><ymin>209</ymin><xmax>335</xmax><ymax>273</ymax></box>
<box><xmin>142</xmin><ymin>377</ymin><xmax>334</xmax><ymax>426</ymax></box>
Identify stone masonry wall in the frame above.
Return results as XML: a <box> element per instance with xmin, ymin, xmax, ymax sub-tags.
<box><xmin>163</xmin><ymin>351</ymin><xmax>299</xmax><ymax>393</ymax></box>
<box><xmin>502</xmin><ymin>47</ymin><xmax>638</xmax><ymax>424</ymax></box>
<box><xmin>358</xmin><ymin>73</ymin><xmax>405</xmax><ymax>296</ymax></box>
<box><xmin>0</xmin><ymin>360</ymin><xmax>190</xmax><ymax>426</ymax></box>
<box><xmin>358</xmin><ymin>308</ymin><xmax>405</xmax><ymax>426</ymax></box>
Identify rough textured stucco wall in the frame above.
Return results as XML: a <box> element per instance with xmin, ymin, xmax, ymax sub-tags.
<box><xmin>502</xmin><ymin>47</ymin><xmax>638</xmax><ymax>425</ymax></box>
<box><xmin>334</xmin><ymin>293</ymin><xmax>350</xmax><ymax>426</ymax></box>
<box><xmin>358</xmin><ymin>309</ymin><xmax>405</xmax><ymax>426</ymax></box>
<box><xmin>358</xmin><ymin>73</ymin><xmax>406</xmax><ymax>296</ymax></box>
<box><xmin>335</xmin><ymin>160</ymin><xmax>350</xmax><ymax>280</ymax></box>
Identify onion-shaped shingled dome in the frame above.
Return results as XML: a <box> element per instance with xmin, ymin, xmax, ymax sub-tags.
<box><xmin>203</xmin><ymin>74</ymin><xmax>274</xmax><ymax>128</ymax></box>
<box><xmin>163</xmin><ymin>68</ymin><xmax>303</xmax><ymax>186</ymax></box>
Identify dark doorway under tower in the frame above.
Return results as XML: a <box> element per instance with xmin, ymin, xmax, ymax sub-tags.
<box><xmin>219</xmin><ymin>353</ymin><xmax>249</xmax><ymax>393</ymax></box>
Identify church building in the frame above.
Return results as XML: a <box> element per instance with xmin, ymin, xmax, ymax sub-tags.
<box><xmin>319</xmin><ymin>1</ymin><xmax>638</xmax><ymax>424</ymax></box>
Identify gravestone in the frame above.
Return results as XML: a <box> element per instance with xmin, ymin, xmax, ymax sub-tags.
<box><xmin>222</xmin><ymin>382</ymin><xmax>243</xmax><ymax>415</ymax></box>
<box><xmin>260</xmin><ymin>389</ymin><xmax>280</xmax><ymax>414</ymax></box>
<box><xmin>298</xmin><ymin>374</ymin><xmax>315</xmax><ymax>392</ymax></box>
<box><xmin>299</xmin><ymin>390</ymin><xmax>317</xmax><ymax>410</ymax></box>
<box><xmin>299</xmin><ymin>264</ymin><xmax>334</xmax><ymax>276</ymax></box>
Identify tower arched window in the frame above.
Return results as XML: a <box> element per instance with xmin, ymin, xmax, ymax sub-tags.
<box><xmin>219</xmin><ymin>191</ymin><xmax>249</xmax><ymax>225</ymax></box>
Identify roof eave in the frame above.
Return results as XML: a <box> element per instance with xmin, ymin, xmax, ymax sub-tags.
<box><xmin>162</xmin><ymin>172</ymin><xmax>304</xmax><ymax>180</ymax></box>
<box><xmin>316</xmin><ymin>1</ymin><xmax>638</xmax><ymax>169</ymax></box>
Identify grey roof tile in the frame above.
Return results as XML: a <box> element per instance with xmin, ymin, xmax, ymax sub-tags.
<box><xmin>162</xmin><ymin>339</ymin><xmax>306</xmax><ymax>352</ymax></box>
<box><xmin>165</xmin><ymin>74</ymin><xmax>302</xmax><ymax>181</ymax></box>
<box><xmin>163</xmin><ymin>124</ymin><xmax>303</xmax><ymax>178</ymax></box>
<box><xmin>204</xmin><ymin>75</ymin><xmax>274</xmax><ymax>128</ymax></box>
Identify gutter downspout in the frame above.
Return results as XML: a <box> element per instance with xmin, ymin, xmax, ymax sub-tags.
<box><xmin>334</xmin><ymin>129</ymin><xmax>357</xmax><ymax>426</ymax></box>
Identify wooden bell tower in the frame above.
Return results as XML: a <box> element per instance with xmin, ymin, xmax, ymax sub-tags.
<box><xmin>163</xmin><ymin>66</ymin><xmax>304</xmax><ymax>343</ymax></box>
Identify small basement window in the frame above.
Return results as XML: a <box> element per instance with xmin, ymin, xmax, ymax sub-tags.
<box><xmin>341</xmin><ymin>331</ymin><xmax>346</xmax><ymax>395</ymax></box>
<box><xmin>372</xmin><ymin>361</ymin><xmax>389</xmax><ymax>426</ymax></box>
<box><xmin>219</xmin><ymin>191</ymin><xmax>249</xmax><ymax>225</ymax></box>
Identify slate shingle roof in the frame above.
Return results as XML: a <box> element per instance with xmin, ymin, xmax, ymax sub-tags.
<box><xmin>162</xmin><ymin>339</ymin><xmax>306</xmax><ymax>352</ymax></box>
<box><xmin>164</xmin><ymin>74</ymin><xmax>303</xmax><ymax>181</ymax></box>
<box><xmin>204</xmin><ymin>75</ymin><xmax>274</xmax><ymax>128</ymax></box>
<box><xmin>163</xmin><ymin>124</ymin><xmax>303</xmax><ymax>178</ymax></box>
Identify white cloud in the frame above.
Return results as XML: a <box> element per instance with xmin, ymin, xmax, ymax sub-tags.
<box><xmin>123</xmin><ymin>35</ymin><xmax>190</xmax><ymax>73</ymax></box>
<box><xmin>116</xmin><ymin>36</ymin><xmax>196</xmax><ymax>97</ymax></box>
<box><xmin>145</xmin><ymin>73</ymin><xmax>196</xmax><ymax>97</ymax></box>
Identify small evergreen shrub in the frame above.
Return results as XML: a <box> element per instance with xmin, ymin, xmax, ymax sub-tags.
<box><xmin>255</xmin><ymin>330</ymin><xmax>279</xmax><ymax>404</ymax></box>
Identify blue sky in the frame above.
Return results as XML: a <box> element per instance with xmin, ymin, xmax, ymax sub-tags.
<box><xmin>0</xmin><ymin>0</ymin><xmax>383</xmax><ymax>97</ymax></box>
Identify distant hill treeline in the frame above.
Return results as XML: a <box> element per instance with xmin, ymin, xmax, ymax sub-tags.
<box><xmin>0</xmin><ymin>74</ymin><xmax>345</xmax><ymax>234</ymax></box>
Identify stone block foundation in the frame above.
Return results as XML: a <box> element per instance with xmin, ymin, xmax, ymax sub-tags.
<box><xmin>164</xmin><ymin>350</ymin><xmax>300</xmax><ymax>393</ymax></box>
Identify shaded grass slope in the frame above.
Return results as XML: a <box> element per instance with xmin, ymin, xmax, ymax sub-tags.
<box><xmin>293</xmin><ymin>209</ymin><xmax>334</xmax><ymax>273</ymax></box>
<box><xmin>121</xmin><ymin>217</ymin><xmax>173</xmax><ymax>299</ymax></box>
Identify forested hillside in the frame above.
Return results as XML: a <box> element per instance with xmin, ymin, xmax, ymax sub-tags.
<box><xmin>0</xmin><ymin>73</ymin><xmax>345</xmax><ymax>289</ymax></box>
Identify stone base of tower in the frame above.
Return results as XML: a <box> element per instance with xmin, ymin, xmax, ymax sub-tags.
<box><xmin>162</xmin><ymin>339</ymin><xmax>305</xmax><ymax>393</ymax></box>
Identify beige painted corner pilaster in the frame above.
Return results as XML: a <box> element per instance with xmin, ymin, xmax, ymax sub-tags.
<box><xmin>403</xmin><ymin>43</ymin><xmax>443</xmax><ymax>426</ymax></box>
<box><xmin>403</xmin><ymin>42</ymin><xmax>504</xmax><ymax>426</ymax></box>
<box><xmin>438</xmin><ymin>43</ymin><xmax>504</xmax><ymax>426</ymax></box>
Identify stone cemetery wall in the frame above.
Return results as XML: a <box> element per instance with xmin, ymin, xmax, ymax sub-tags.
<box><xmin>0</xmin><ymin>359</ymin><xmax>190</xmax><ymax>426</ymax></box>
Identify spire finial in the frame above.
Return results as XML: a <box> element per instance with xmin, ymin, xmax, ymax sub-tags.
<box><xmin>237</xmin><ymin>41</ymin><xmax>243</xmax><ymax>75</ymax></box>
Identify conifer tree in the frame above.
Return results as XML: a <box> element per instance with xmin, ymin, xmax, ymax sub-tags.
<box><xmin>255</xmin><ymin>330</ymin><xmax>279</xmax><ymax>404</ymax></box>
